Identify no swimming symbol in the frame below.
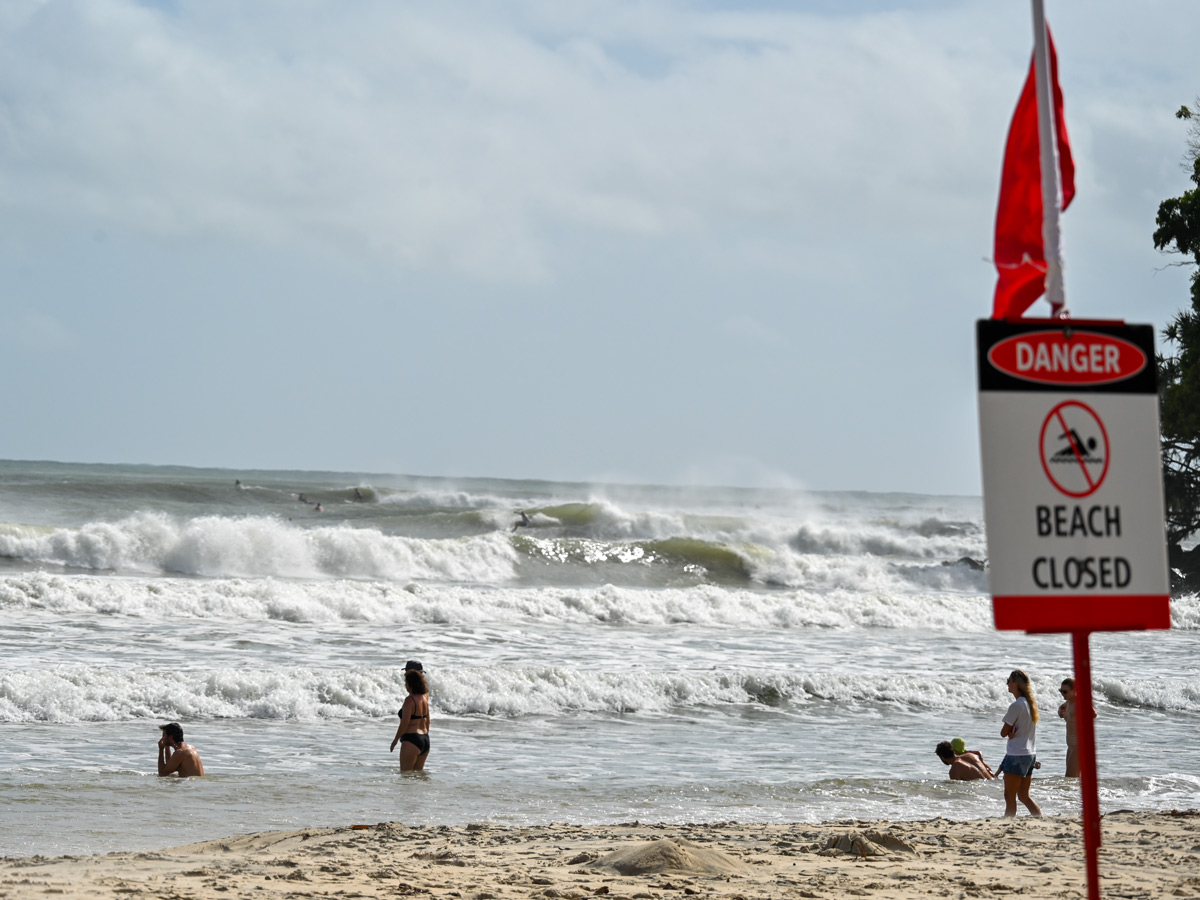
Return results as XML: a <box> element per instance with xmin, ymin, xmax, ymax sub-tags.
<box><xmin>1039</xmin><ymin>401</ymin><xmax>1110</xmax><ymax>498</ymax></box>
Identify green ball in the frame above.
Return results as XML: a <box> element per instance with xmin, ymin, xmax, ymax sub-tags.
<box><xmin>951</xmin><ymin>737</ymin><xmax>966</xmax><ymax>755</ymax></box>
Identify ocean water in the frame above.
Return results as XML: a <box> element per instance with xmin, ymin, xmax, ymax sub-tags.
<box><xmin>2</xmin><ymin>459</ymin><xmax>1198</xmax><ymax>858</ymax></box>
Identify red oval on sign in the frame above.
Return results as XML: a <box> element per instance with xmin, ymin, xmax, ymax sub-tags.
<box><xmin>987</xmin><ymin>330</ymin><xmax>1147</xmax><ymax>386</ymax></box>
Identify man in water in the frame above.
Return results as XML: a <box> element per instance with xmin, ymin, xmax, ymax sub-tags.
<box><xmin>157</xmin><ymin>722</ymin><xmax>205</xmax><ymax>777</ymax></box>
<box><xmin>935</xmin><ymin>741</ymin><xmax>994</xmax><ymax>780</ymax></box>
<box><xmin>1057</xmin><ymin>677</ymin><xmax>1095</xmax><ymax>777</ymax></box>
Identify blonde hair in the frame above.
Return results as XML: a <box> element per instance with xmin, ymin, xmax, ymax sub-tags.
<box><xmin>1009</xmin><ymin>669</ymin><xmax>1039</xmax><ymax>723</ymax></box>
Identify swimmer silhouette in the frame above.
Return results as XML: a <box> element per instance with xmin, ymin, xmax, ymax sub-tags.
<box><xmin>1054</xmin><ymin>429</ymin><xmax>1098</xmax><ymax>458</ymax></box>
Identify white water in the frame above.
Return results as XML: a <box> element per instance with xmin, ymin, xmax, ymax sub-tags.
<box><xmin>1</xmin><ymin>461</ymin><xmax>1197</xmax><ymax>857</ymax></box>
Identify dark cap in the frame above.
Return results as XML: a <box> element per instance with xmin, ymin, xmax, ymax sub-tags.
<box><xmin>404</xmin><ymin>660</ymin><xmax>423</xmax><ymax>672</ymax></box>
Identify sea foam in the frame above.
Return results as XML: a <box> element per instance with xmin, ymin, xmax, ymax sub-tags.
<box><xmin>0</xmin><ymin>513</ymin><xmax>518</xmax><ymax>582</ymax></box>
<box><xmin>5</xmin><ymin>662</ymin><xmax>1199</xmax><ymax>724</ymax></box>
<box><xmin>0</xmin><ymin>571</ymin><xmax>997</xmax><ymax>629</ymax></box>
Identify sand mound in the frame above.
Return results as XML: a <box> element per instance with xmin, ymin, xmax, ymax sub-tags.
<box><xmin>818</xmin><ymin>830</ymin><xmax>920</xmax><ymax>858</ymax></box>
<box><xmin>585</xmin><ymin>838</ymin><xmax>748</xmax><ymax>876</ymax></box>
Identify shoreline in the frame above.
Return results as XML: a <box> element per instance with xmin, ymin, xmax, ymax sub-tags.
<box><xmin>3</xmin><ymin>810</ymin><xmax>1199</xmax><ymax>899</ymax></box>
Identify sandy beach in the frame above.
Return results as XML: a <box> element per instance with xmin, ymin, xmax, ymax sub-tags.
<box><xmin>3</xmin><ymin>810</ymin><xmax>1198</xmax><ymax>900</ymax></box>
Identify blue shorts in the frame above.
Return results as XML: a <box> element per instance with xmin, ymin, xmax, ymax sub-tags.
<box><xmin>999</xmin><ymin>754</ymin><xmax>1037</xmax><ymax>777</ymax></box>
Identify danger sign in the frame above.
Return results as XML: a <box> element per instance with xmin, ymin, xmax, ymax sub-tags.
<box><xmin>976</xmin><ymin>319</ymin><xmax>1170</xmax><ymax>633</ymax></box>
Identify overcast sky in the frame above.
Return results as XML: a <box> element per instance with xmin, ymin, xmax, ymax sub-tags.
<box><xmin>1</xmin><ymin>0</ymin><xmax>1196</xmax><ymax>494</ymax></box>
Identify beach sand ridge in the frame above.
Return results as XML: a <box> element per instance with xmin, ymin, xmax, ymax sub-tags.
<box><xmin>2</xmin><ymin>810</ymin><xmax>1199</xmax><ymax>899</ymax></box>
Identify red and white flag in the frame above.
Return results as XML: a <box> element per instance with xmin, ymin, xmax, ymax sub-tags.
<box><xmin>992</xmin><ymin>28</ymin><xmax>1074</xmax><ymax>319</ymax></box>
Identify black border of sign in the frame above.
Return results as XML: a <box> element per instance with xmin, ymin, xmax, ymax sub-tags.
<box><xmin>977</xmin><ymin>319</ymin><xmax>1158</xmax><ymax>395</ymax></box>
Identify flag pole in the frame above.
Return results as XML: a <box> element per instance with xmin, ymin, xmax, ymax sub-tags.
<box><xmin>1030</xmin><ymin>0</ymin><xmax>1066</xmax><ymax>317</ymax></box>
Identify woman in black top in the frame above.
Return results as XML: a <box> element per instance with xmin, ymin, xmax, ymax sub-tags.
<box><xmin>389</xmin><ymin>660</ymin><xmax>431</xmax><ymax>771</ymax></box>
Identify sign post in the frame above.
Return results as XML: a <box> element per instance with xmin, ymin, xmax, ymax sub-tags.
<box><xmin>977</xmin><ymin>318</ymin><xmax>1170</xmax><ymax>900</ymax></box>
<box><xmin>1072</xmin><ymin>631</ymin><xmax>1101</xmax><ymax>894</ymax></box>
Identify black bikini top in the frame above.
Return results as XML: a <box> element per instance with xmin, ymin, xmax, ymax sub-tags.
<box><xmin>398</xmin><ymin>709</ymin><xmax>429</xmax><ymax>719</ymax></box>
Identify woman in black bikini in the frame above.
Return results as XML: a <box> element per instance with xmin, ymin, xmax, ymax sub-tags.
<box><xmin>389</xmin><ymin>660</ymin><xmax>430</xmax><ymax>771</ymax></box>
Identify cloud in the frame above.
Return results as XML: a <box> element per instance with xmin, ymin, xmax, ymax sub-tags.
<box><xmin>0</xmin><ymin>0</ymin><xmax>1195</xmax><ymax>491</ymax></box>
<box><xmin>0</xmin><ymin>1</ymin><xmax>1033</xmax><ymax>285</ymax></box>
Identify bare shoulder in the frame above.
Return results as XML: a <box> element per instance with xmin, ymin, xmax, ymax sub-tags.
<box><xmin>178</xmin><ymin>743</ymin><xmax>205</xmax><ymax>776</ymax></box>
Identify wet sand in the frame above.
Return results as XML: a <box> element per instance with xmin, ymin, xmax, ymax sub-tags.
<box><xmin>2</xmin><ymin>810</ymin><xmax>1199</xmax><ymax>899</ymax></box>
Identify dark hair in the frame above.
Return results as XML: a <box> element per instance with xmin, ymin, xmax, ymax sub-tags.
<box><xmin>1061</xmin><ymin>677</ymin><xmax>1075</xmax><ymax>689</ymax></box>
<box><xmin>935</xmin><ymin>740</ymin><xmax>955</xmax><ymax>761</ymax></box>
<box><xmin>160</xmin><ymin>722</ymin><xmax>184</xmax><ymax>743</ymax></box>
<box><xmin>404</xmin><ymin>669</ymin><xmax>428</xmax><ymax>695</ymax></box>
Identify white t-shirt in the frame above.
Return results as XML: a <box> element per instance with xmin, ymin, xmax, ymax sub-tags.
<box><xmin>1004</xmin><ymin>696</ymin><xmax>1036</xmax><ymax>756</ymax></box>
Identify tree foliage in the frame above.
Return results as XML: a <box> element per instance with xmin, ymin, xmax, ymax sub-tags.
<box><xmin>1153</xmin><ymin>102</ymin><xmax>1200</xmax><ymax>589</ymax></box>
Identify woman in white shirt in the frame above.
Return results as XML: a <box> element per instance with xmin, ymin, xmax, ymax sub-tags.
<box><xmin>999</xmin><ymin>668</ymin><xmax>1042</xmax><ymax>817</ymax></box>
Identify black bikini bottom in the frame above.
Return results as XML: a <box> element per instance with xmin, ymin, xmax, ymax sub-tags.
<box><xmin>400</xmin><ymin>733</ymin><xmax>430</xmax><ymax>755</ymax></box>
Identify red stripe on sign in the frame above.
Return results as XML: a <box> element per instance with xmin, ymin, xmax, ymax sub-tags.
<box><xmin>993</xmin><ymin>595</ymin><xmax>1171</xmax><ymax>632</ymax></box>
<box><xmin>986</xmin><ymin>330</ymin><xmax>1147</xmax><ymax>385</ymax></box>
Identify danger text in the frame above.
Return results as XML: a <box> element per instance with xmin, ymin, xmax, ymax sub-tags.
<box><xmin>1016</xmin><ymin>341</ymin><xmax>1120</xmax><ymax>375</ymax></box>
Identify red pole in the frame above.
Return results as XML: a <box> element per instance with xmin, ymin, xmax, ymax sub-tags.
<box><xmin>1072</xmin><ymin>630</ymin><xmax>1101</xmax><ymax>900</ymax></box>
